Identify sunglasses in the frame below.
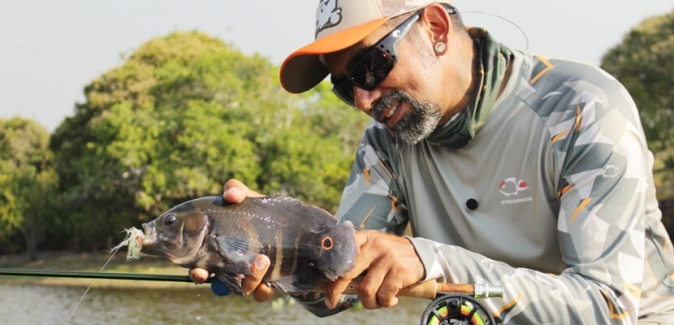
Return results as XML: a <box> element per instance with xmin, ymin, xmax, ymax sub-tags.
<box><xmin>331</xmin><ymin>5</ymin><xmax>457</xmax><ymax>107</ymax></box>
<box><xmin>331</xmin><ymin>10</ymin><xmax>422</xmax><ymax>107</ymax></box>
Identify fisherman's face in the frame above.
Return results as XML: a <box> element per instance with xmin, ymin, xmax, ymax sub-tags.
<box><xmin>324</xmin><ymin>14</ymin><xmax>443</xmax><ymax>144</ymax></box>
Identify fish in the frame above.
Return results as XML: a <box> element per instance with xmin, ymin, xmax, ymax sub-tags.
<box><xmin>139</xmin><ymin>195</ymin><xmax>358</xmax><ymax>296</ymax></box>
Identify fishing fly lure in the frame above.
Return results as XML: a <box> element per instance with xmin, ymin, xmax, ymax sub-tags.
<box><xmin>111</xmin><ymin>227</ymin><xmax>146</xmax><ymax>260</ymax></box>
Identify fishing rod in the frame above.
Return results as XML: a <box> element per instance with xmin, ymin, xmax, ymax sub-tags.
<box><xmin>0</xmin><ymin>268</ymin><xmax>500</xmax><ymax>297</ymax></box>
<box><xmin>0</xmin><ymin>268</ymin><xmax>200</xmax><ymax>283</ymax></box>
<box><xmin>0</xmin><ymin>268</ymin><xmax>503</xmax><ymax>324</ymax></box>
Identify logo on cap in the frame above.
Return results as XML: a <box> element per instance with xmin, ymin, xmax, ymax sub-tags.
<box><xmin>316</xmin><ymin>0</ymin><xmax>343</xmax><ymax>37</ymax></box>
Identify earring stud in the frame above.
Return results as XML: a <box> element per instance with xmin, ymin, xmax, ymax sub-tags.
<box><xmin>434</xmin><ymin>41</ymin><xmax>447</xmax><ymax>54</ymax></box>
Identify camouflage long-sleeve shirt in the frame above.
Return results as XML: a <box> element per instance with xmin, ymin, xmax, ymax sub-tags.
<box><xmin>295</xmin><ymin>31</ymin><xmax>674</xmax><ymax>323</ymax></box>
<box><xmin>328</xmin><ymin>44</ymin><xmax>674</xmax><ymax>323</ymax></box>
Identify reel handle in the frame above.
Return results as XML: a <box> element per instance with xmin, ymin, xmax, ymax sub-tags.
<box><xmin>316</xmin><ymin>279</ymin><xmax>504</xmax><ymax>300</ymax></box>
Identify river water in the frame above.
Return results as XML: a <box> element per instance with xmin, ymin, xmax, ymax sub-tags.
<box><xmin>0</xmin><ymin>283</ymin><xmax>430</xmax><ymax>324</ymax></box>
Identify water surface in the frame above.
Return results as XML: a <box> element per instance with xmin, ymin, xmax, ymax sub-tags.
<box><xmin>0</xmin><ymin>283</ymin><xmax>430</xmax><ymax>324</ymax></box>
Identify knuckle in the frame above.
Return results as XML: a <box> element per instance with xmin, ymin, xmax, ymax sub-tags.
<box><xmin>358</xmin><ymin>282</ymin><xmax>378</xmax><ymax>298</ymax></box>
<box><xmin>361</xmin><ymin>297</ymin><xmax>378</xmax><ymax>309</ymax></box>
<box><xmin>377</xmin><ymin>288</ymin><xmax>397</xmax><ymax>307</ymax></box>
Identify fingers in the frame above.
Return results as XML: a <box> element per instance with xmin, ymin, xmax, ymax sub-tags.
<box><xmin>324</xmin><ymin>231</ymin><xmax>373</xmax><ymax>309</ymax></box>
<box><xmin>362</xmin><ymin>262</ymin><xmax>400</xmax><ymax>308</ymax></box>
<box><xmin>190</xmin><ymin>256</ymin><xmax>274</xmax><ymax>301</ymax></box>
<box><xmin>223</xmin><ymin>179</ymin><xmax>264</xmax><ymax>203</ymax></box>
<box><xmin>241</xmin><ymin>255</ymin><xmax>274</xmax><ymax>301</ymax></box>
<box><xmin>325</xmin><ymin>231</ymin><xmax>423</xmax><ymax>310</ymax></box>
<box><xmin>189</xmin><ymin>268</ymin><xmax>210</xmax><ymax>283</ymax></box>
<box><xmin>325</xmin><ymin>276</ymin><xmax>354</xmax><ymax>309</ymax></box>
<box><xmin>252</xmin><ymin>282</ymin><xmax>275</xmax><ymax>302</ymax></box>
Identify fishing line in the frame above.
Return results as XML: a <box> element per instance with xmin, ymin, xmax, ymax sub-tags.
<box><xmin>461</xmin><ymin>9</ymin><xmax>534</xmax><ymax>92</ymax></box>
<box><xmin>63</xmin><ymin>229</ymin><xmax>142</xmax><ymax>324</ymax></box>
<box><xmin>463</xmin><ymin>10</ymin><xmax>530</xmax><ymax>52</ymax></box>
<box><xmin>62</xmin><ymin>249</ymin><xmax>119</xmax><ymax>324</ymax></box>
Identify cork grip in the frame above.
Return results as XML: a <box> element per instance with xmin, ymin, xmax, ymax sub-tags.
<box><xmin>315</xmin><ymin>279</ymin><xmax>480</xmax><ymax>300</ymax></box>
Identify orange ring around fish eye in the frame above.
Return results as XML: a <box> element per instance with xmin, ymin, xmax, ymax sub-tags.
<box><xmin>321</xmin><ymin>237</ymin><xmax>333</xmax><ymax>250</ymax></box>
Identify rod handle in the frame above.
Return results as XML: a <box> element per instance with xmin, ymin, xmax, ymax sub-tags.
<box><xmin>315</xmin><ymin>279</ymin><xmax>503</xmax><ymax>300</ymax></box>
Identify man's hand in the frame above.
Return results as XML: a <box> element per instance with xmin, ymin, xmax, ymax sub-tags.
<box><xmin>324</xmin><ymin>230</ymin><xmax>425</xmax><ymax>309</ymax></box>
<box><xmin>188</xmin><ymin>179</ymin><xmax>275</xmax><ymax>301</ymax></box>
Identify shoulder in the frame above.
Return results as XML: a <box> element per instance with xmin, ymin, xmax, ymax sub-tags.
<box><xmin>525</xmin><ymin>54</ymin><xmax>635</xmax><ymax>111</ymax></box>
<box><xmin>513</xmin><ymin>52</ymin><xmax>640</xmax><ymax>130</ymax></box>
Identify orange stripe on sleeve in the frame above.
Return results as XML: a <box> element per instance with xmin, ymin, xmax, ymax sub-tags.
<box><xmin>570</xmin><ymin>198</ymin><xmax>593</xmax><ymax>223</ymax></box>
<box><xmin>552</xmin><ymin>129</ymin><xmax>569</xmax><ymax>145</ymax></box>
<box><xmin>492</xmin><ymin>292</ymin><xmax>523</xmax><ymax>319</ymax></box>
<box><xmin>530</xmin><ymin>56</ymin><xmax>554</xmax><ymax>85</ymax></box>
<box><xmin>557</xmin><ymin>185</ymin><xmax>573</xmax><ymax>198</ymax></box>
<box><xmin>574</xmin><ymin>105</ymin><xmax>582</xmax><ymax>133</ymax></box>
<box><xmin>600</xmin><ymin>290</ymin><xmax>631</xmax><ymax>320</ymax></box>
<box><xmin>363</xmin><ymin>168</ymin><xmax>370</xmax><ymax>185</ymax></box>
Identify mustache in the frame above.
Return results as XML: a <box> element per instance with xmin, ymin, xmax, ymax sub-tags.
<box><xmin>369</xmin><ymin>90</ymin><xmax>443</xmax><ymax>144</ymax></box>
<box><xmin>370</xmin><ymin>90</ymin><xmax>411</xmax><ymax>121</ymax></box>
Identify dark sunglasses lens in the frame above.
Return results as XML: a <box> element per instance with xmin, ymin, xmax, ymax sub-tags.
<box><xmin>332</xmin><ymin>81</ymin><xmax>355</xmax><ymax>106</ymax></box>
<box><xmin>350</xmin><ymin>48</ymin><xmax>396</xmax><ymax>90</ymax></box>
<box><xmin>331</xmin><ymin>47</ymin><xmax>397</xmax><ymax>106</ymax></box>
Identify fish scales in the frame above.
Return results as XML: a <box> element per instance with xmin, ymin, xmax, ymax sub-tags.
<box><xmin>214</xmin><ymin>202</ymin><xmax>311</xmax><ymax>282</ymax></box>
<box><xmin>140</xmin><ymin>195</ymin><xmax>357</xmax><ymax>296</ymax></box>
<box><xmin>201</xmin><ymin>202</ymin><xmax>304</xmax><ymax>286</ymax></box>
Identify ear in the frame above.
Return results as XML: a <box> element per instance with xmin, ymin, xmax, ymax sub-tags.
<box><xmin>419</xmin><ymin>4</ymin><xmax>452</xmax><ymax>49</ymax></box>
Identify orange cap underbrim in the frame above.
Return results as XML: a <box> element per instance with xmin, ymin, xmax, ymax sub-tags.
<box><xmin>280</xmin><ymin>17</ymin><xmax>389</xmax><ymax>94</ymax></box>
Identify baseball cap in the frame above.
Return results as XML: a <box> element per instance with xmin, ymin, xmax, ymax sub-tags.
<box><xmin>280</xmin><ymin>0</ymin><xmax>453</xmax><ymax>94</ymax></box>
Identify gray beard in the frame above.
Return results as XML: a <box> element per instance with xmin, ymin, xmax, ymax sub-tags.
<box><xmin>372</xmin><ymin>90</ymin><xmax>442</xmax><ymax>144</ymax></box>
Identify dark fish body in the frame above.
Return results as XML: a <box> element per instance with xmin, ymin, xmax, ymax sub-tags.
<box><xmin>141</xmin><ymin>196</ymin><xmax>357</xmax><ymax>296</ymax></box>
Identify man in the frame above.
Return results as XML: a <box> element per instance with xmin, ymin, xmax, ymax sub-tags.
<box><xmin>191</xmin><ymin>0</ymin><xmax>674</xmax><ymax>323</ymax></box>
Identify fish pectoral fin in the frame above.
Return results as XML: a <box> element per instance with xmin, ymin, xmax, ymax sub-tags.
<box><xmin>215</xmin><ymin>272</ymin><xmax>246</xmax><ymax>297</ymax></box>
<box><xmin>214</xmin><ymin>235</ymin><xmax>258</xmax><ymax>266</ymax></box>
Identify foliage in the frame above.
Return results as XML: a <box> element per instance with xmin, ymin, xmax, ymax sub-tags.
<box><xmin>601</xmin><ymin>9</ymin><xmax>674</xmax><ymax>198</ymax></box>
<box><xmin>48</xmin><ymin>31</ymin><xmax>368</xmax><ymax>250</ymax></box>
<box><xmin>0</xmin><ymin>118</ymin><xmax>57</xmax><ymax>259</ymax></box>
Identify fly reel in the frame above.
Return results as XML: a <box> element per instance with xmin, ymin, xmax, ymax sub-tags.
<box><xmin>420</xmin><ymin>294</ymin><xmax>497</xmax><ymax>325</ymax></box>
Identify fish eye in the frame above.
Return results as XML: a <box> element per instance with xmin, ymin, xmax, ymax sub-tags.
<box><xmin>321</xmin><ymin>237</ymin><xmax>333</xmax><ymax>250</ymax></box>
<box><xmin>164</xmin><ymin>214</ymin><xmax>177</xmax><ymax>225</ymax></box>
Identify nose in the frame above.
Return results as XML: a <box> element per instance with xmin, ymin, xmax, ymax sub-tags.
<box><xmin>353</xmin><ymin>87</ymin><xmax>381</xmax><ymax>114</ymax></box>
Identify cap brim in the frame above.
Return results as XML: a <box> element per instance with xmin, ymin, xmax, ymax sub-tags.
<box><xmin>280</xmin><ymin>18</ymin><xmax>389</xmax><ymax>94</ymax></box>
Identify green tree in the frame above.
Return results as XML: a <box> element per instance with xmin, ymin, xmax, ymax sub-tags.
<box><xmin>49</xmin><ymin>31</ymin><xmax>368</xmax><ymax>251</ymax></box>
<box><xmin>0</xmin><ymin>118</ymin><xmax>57</xmax><ymax>260</ymax></box>
<box><xmin>601</xmin><ymin>9</ymin><xmax>674</xmax><ymax>197</ymax></box>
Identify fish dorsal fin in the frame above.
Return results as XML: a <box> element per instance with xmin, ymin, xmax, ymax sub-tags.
<box><xmin>251</xmin><ymin>195</ymin><xmax>338</xmax><ymax>232</ymax></box>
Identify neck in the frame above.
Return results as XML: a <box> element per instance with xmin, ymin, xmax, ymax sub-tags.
<box><xmin>438</xmin><ymin>34</ymin><xmax>479</xmax><ymax>126</ymax></box>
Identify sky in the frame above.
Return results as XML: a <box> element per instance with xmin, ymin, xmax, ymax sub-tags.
<box><xmin>1</xmin><ymin>0</ymin><xmax>673</xmax><ymax>133</ymax></box>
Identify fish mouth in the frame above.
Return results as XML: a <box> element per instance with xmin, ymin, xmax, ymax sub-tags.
<box><xmin>141</xmin><ymin>222</ymin><xmax>158</xmax><ymax>247</ymax></box>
